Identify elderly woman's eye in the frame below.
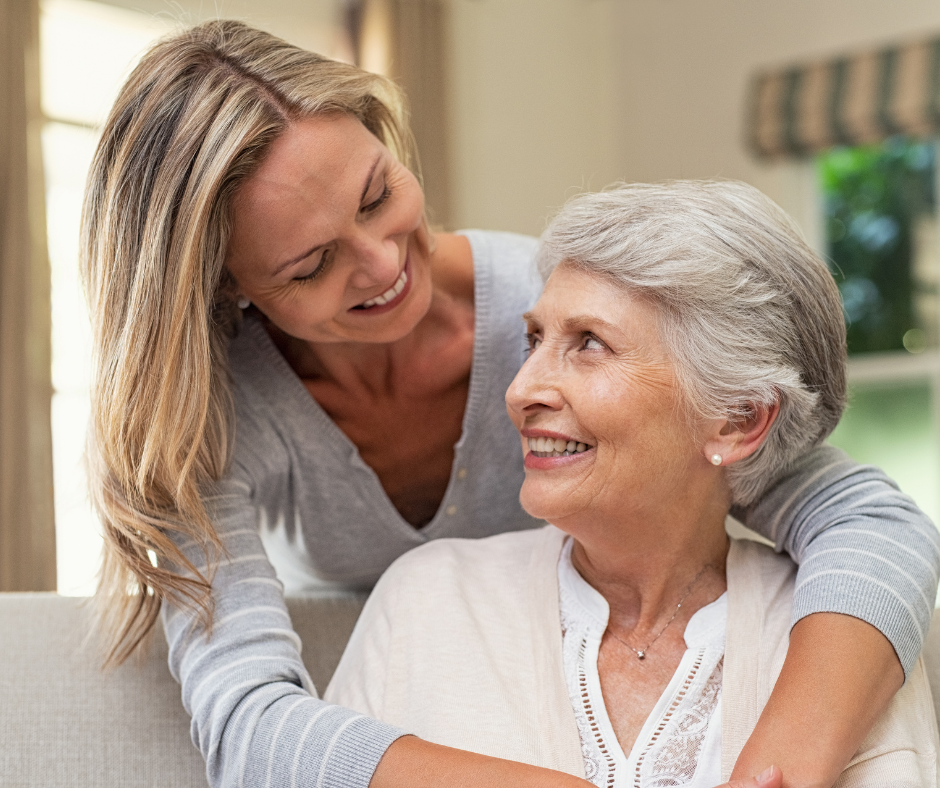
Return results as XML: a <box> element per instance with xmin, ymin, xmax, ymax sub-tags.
<box><xmin>524</xmin><ymin>332</ymin><xmax>541</xmax><ymax>354</ymax></box>
<box><xmin>582</xmin><ymin>334</ymin><xmax>605</xmax><ymax>351</ymax></box>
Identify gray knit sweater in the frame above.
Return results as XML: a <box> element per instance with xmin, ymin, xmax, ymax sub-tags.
<box><xmin>162</xmin><ymin>230</ymin><xmax>940</xmax><ymax>788</ymax></box>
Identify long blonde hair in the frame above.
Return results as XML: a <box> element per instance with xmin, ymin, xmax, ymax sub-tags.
<box><xmin>82</xmin><ymin>20</ymin><xmax>418</xmax><ymax>665</ymax></box>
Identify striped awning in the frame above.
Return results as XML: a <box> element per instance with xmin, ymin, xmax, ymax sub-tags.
<box><xmin>750</xmin><ymin>37</ymin><xmax>940</xmax><ymax>158</ymax></box>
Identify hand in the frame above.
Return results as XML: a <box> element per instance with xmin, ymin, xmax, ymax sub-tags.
<box><xmin>719</xmin><ymin>765</ymin><xmax>783</xmax><ymax>788</ymax></box>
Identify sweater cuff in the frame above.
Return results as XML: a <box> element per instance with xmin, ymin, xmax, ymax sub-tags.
<box><xmin>318</xmin><ymin>713</ymin><xmax>410</xmax><ymax>788</ymax></box>
<box><xmin>790</xmin><ymin>570</ymin><xmax>925</xmax><ymax>680</ymax></box>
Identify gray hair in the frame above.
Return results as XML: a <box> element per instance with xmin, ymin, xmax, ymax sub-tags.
<box><xmin>536</xmin><ymin>180</ymin><xmax>847</xmax><ymax>505</ymax></box>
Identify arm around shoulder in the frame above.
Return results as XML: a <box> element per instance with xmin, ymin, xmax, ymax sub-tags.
<box><xmin>731</xmin><ymin>445</ymin><xmax>939</xmax><ymax>787</ymax></box>
<box><xmin>736</xmin><ymin>443</ymin><xmax>940</xmax><ymax>675</ymax></box>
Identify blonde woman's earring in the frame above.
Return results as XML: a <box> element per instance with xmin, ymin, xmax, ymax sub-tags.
<box><xmin>710</xmin><ymin>454</ymin><xmax>722</xmax><ymax>466</ymax></box>
<box><xmin>237</xmin><ymin>296</ymin><xmax>250</xmax><ymax>309</ymax></box>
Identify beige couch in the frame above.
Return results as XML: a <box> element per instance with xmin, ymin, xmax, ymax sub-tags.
<box><xmin>2</xmin><ymin>592</ymin><xmax>940</xmax><ymax>787</ymax></box>
<box><xmin>0</xmin><ymin>592</ymin><xmax>366</xmax><ymax>787</ymax></box>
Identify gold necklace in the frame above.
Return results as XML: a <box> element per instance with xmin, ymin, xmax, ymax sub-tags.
<box><xmin>606</xmin><ymin>564</ymin><xmax>715</xmax><ymax>661</ymax></box>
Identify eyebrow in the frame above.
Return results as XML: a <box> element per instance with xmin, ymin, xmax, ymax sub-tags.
<box><xmin>561</xmin><ymin>314</ymin><xmax>622</xmax><ymax>333</ymax></box>
<box><xmin>272</xmin><ymin>154</ymin><xmax>383</xmax><ymax>276</ymax></box>
<box><xmin>522</xmin><ymin>311</ymin><xmax>621</xmax><ymax>333</ymax></box>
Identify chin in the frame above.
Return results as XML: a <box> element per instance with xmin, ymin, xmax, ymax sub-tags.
<box><xmin>519</xmin><ymin>484</ymin><xmax>572</xmax><ymax>524</ymax></box>
<box><xmin>353</xmin><ymin>274</ymin><xmax>433</xmax><ymax>344</ymax></box>
<box><xmin>387</xmin><ymin>281</ymin><xmax>434</xmax><ymax>341</ymax></box>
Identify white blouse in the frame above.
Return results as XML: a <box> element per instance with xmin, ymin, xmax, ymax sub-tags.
<box><xmin>558</xmin><ymin>538</ymin><xmax>727</xmax><ymax>788</ymax></box>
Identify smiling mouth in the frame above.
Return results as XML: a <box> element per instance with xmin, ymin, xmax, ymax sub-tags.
<box><xmin>352</xmin><ymin>265</ymin><xmax>409</xmax><ymax>310</ymax></box>
<box><xmin>527</xmin><ymin>437</ymin><xmax>592</xmax><ymax>458</ymax></box>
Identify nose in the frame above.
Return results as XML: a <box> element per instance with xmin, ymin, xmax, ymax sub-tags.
<box><xmin>346</xmin><ymin>229</ymin><xmax>402</xmax><ymax>290</ymax></box>
<box><xmin>505</xmin><ymin>343</ymin><xmax>565</xmax><ymax>422</ymax></box>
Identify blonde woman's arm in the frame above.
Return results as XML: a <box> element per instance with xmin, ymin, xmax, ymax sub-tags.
<box><xmin>372</xmin><ymin>739</ymin><xmax>784</xmax><ymax>788</ymax></box>
<box><xmin>162</xmin><ymin>465</ymin><xmax>406</xmax><ymax>788</ymax></box>
<box><xmin>732</xmin><ymin>444</ymin><xmax>940</xmax><ymax>787</ymax></box>
<box><xmin>734</xmin><ymin>621</ymin><xmax>936</xmax><ymax>787</ymax></box>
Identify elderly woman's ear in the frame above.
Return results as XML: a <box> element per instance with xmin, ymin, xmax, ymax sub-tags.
<box><xmin>702</xmin><ymin>400</ymin><xmax>780</xmax><ymax>467</ymax></box>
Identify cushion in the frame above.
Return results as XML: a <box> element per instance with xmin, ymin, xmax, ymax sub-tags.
<box><xmin>923</xmin><ymin>607</ymin><xmax>940</xmax><ymax>732</ymax></box>
<box><xmin>0</xmin><ymin>592</ymin><xmax>365</xmax><ymax>787</ymax></box>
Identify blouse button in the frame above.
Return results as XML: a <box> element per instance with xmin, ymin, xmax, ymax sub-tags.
<box><xmin>446</xmin><ymin>505</ymin><xmax>457</xmax><ymax>516</ymax></box>
<box><xmin>457</xmin><ymin>468</ymin><xmax>468</xmax><ymax>480</ymax></box>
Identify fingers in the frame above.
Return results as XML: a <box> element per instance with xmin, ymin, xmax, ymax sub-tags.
<box><xmin>720</xmin><ymin>765</ymin><xmax>783</xmax><ymax>788</ymax></box>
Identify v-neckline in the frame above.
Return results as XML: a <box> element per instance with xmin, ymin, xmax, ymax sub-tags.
<box><xmin>558</xmin><ymin>539</ymin><xmax>727</xmax><ymax>784</ymax></box>
<box><xmin>239</xmin><ymin>230</ymin><xmax>492</xmax><ymax>539</ymax></box>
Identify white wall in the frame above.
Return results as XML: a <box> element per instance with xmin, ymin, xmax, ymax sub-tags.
<box><xmin>98</xmin><ymin>0</ymin><xmax>346</xmax><ymax>59</ymax></box>
<box><xmin>87</xmin><ymin>0</ymin><xmax>940</xmax><ymax>240</ymax></box>
<box><xmin>446</xmin><ymin>0</ymin><xmax>620</xmax><ymax>235</ymax></box>
<box><xmin>444</xmin><ymin>0</ymin><xmax>940</xmax><ymax>240</ymax></box>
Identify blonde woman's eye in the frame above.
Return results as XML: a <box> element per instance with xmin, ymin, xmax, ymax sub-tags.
<box><xmin>582</xmin><ymin>334</ymin><xmax>605</xmax><ymax>351</ymax></box>
<box><xmin>362</xmin><ymin>185</ymin><xmax>392</xmax><ymax>214</ymax></box>
<box><xmin>294</xmin><ymin>251</ymin><xmax>330</xmax><ymax>282</ymax></box>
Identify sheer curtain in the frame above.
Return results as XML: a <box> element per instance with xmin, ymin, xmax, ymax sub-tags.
<box><xmin>390</xmin><ymin>0</ymin><xmax>450</xmax><ymax>229</ymax></box>
<box><xmin>0</xmin><ymin>0</ymin><xmax>56</xmax><ymax>590</ymax></box>
<box><xmin>348</xmin><ymin>0</ymin><xmax>451</xmax><ymax>228</ymax></box>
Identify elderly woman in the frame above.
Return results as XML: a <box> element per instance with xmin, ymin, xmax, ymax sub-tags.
<box><xmin>325</xmin><ymin>181</ymin><xmax>939</xmax><ymax>787</ymax></box>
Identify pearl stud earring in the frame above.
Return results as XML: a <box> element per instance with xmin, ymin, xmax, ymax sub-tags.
<box><xmin>237</xmin><ymin>296</ymin><xmax>250</xmax><ymax>310</ymax></box>
<box><xmin>710</xmin><ymin>454</ymin><xmax>722</xmax><ymax>466</ymax></box>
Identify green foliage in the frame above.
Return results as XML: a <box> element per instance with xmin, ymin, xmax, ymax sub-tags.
<box><xmin>818</xmin><ymin>137</ymin><xmax>935</xmax><ymax>354</ymax></box>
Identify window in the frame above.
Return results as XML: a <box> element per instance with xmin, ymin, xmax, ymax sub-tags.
<box><xmin>42</xmin><ymin>1</ymin><xmax>344</xmax><ymax>595</ymax></box>
<box><xmin>42</xmin><ymin>0</ymin><xmax>171</xmax><ymax>595</ymax></box>
<box><xmin>820</xmin><ymin>138</ymin><xmax>940</xmax><ymax>527</ymax></box>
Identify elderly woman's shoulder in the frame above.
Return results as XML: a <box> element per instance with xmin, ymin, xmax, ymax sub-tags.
<box><xmin>727</xmin><ymin>536</ymin><xmax>798</xmax><ymax>608</ymax></box>
<box><xmin>377</xmin><ymin>524</ymin><xmax>562</xmax><ymax>595</ymax></box>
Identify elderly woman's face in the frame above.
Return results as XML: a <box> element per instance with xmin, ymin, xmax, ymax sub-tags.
<box><xmin>506</xmin><ymin>265</ymin><xmax>708</xmax><ymax>528</ymax></box>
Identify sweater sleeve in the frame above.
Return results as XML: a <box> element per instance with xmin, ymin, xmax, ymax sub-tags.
<box><xmin>733</xmin><ymin>444</ymin><xmax>940</xmax><ymax>677</ymax></box>
<box><xmin>161</xmin><ymin>464</ymin><xmax>407</xmax><ymax>788</ymax></box>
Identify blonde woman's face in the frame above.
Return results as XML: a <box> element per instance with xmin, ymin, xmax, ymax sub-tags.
<box><xmin>226</xmin><ymin>114</ymin><xmax>430</xmax><ymax>344</ymax></box>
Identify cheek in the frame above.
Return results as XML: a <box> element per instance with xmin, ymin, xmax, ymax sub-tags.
<box><xmin>582</xmin><ymin>373</ymin><xmax>686</xmax><ymax>460</ymax></box>
<box><xmin>246</xmin><ymin>273</ymin><xmax>349</xmax><ymax>339</ymax></box>
<box><xmin>569</xmin><ymin>373</ymin><xmax>637</xmax><ymax>444</ymax></box>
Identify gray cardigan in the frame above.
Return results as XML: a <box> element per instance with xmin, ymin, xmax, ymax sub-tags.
<box><xmin>162</xmin><ymin>230</ymin><xmax>940</xmax><ymax>788</ymax></box>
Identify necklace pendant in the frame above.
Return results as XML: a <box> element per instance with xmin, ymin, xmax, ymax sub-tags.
<box><xmin>637</xmin><ymin>650</ymin><xmax>645</xmax><ymax>660</ymax></box>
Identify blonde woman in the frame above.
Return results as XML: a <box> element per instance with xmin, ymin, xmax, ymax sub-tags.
<box><xmin>82</xmin><ymin>20</ymin><xmax>938</xmax><ymax>788</ymax></box>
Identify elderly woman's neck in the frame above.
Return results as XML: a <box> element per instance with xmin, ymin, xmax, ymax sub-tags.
<box><xmin>567</xmin><ymin>506</ymin><xmax>730</xmax><ymax>629</ymax></box>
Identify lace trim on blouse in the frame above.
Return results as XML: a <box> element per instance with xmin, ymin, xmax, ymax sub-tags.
<box><xmin>558</xmin><ymin>539</ymin><xmax>726</xmax><ymax>788</ymax></box>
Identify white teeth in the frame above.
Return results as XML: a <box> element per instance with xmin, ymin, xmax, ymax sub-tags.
<box><xmin>526</xmin><ymin>437</ymin><xmax>592</xmax><ymax>458</ymax></box>
<box><xmin>360</xmin><ymin>268</ymin><xmax>408</xmax><ymax>308</ymax></box>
